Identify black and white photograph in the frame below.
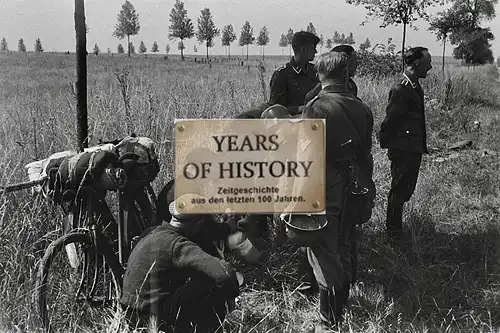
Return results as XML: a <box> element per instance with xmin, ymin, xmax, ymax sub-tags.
<box><xmin>1</xmin><ymin>0</ymin><xmax>500</xmax><ymax>332</ymax></box>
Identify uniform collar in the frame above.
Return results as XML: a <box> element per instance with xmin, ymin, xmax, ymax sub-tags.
<box><xmin>290</xmin><ymin>57</ymin><xmax>307</xmax><ymax>74</ymax></box>
<box><xmin>318</xmin><ymin>82</ymin><xmax>349</xmax><ymax>95</ymax></box>
<box><xmin>402</xmin><ymin>72</ymin><xmax>419</xmax><ymax>89</ymax></box>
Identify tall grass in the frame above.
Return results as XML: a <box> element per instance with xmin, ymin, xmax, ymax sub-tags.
<box><xmin>1</xmin><ymin>52</ymin><xmax>500</xmax><ymax>332</ymax></box>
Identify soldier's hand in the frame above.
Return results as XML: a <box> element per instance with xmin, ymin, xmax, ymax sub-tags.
<box><xmin>237</xmin><ymin>215</ymin><xmax>260</xmax><ymax>238</ymax></box>
<box><xmin>225</xmin><ymin>217</ymin><xmax>238</xmax><ymax>234</ymax></box>
<box><xmin>216</xmin><ymin>213</ymin><xmax>238</xmax><ymax>233</ymax></box>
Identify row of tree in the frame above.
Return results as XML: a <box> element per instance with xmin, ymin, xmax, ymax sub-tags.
<box><xmin>0</xmin><ymin>37</ymin><xmax>44</xmax><ymax>52</ymax></box>
<box><xmin>113</xmin><ymin>0</ymin><xmax>362</xmax><ymax>61</ymax></box>
<box><xmin>3</xmin><ymin>0</ymin><xmax>495</xmax><ymax>67</ymax></box>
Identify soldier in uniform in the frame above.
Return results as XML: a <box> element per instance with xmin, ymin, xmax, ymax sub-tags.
<box><xmin>268</xmin><ymin>30</ymin><xmax>321</xmax><ymax>295</ymax></box>
<box><xmin>303</xmin><ymin>44</ymin><xmax>362</xmax><ymax>287</ymax></box>
<box><xmin>305</xmin><ymin>44</ymin><xmax>358</xmax><ymax>104</ymax></box>
<box><xmin>121</xmin><ymin>195</ymin><xmax>240</xmax><ymax>333</ymax></box>
<box><xmin>300</xmin><ymin>51</ymin><xmax>374</xmax><ymax>331</ymax></box>
<box><xmin>379</xmin><ymin>46</ymin><xmax>432</xmax><ymax>245</ymax></box>
<box><xmin>269</xmin><ymin>31</ymin><xmax>320</xmax><ymax>116</ymax></box>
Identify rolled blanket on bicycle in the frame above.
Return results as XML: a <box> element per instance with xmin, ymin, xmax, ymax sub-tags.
<box><xmin>45</xmin><ymin>150</ymin><xmax>121</xmax><ymax>203</ymax></box>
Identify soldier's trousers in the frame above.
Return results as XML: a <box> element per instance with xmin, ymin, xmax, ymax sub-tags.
<box><xmin>306</xmin><ymin>212</ymin><xmax>353</xmax><ymax>291</ymax></box>
<box><xmin>124</xmin><ymin>277</ymin><xmax>229</xmax><ymax>333</ymax></box>
<box><xmin>386</xmin><ymin>149</ymin><xmax>422</xmax><ymax>238</ymax></box>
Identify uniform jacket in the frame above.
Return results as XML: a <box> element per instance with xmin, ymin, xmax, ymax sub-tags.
<box><xmin>304</xmin><ymin>77</ymin><xmax>358</xmax><ymax>105</ymax></box>
<box><xmin>303</xmin><ymin>83</ymin><xmax>374</xmax><ymax>219</ymax></box>
<box><xmin>269</xmin><ymin>57</ymin><xmax>319</xmax><ymax>115</ymax></box>
<box><xmin>379</xmin><ymin>74</ymin><xmax>428</xmax><ymax>154</ymax></box>
<box><xmin>120</xmin><ymin>223</ymin><xmax>239</xmax><ymax>313</ymax></box>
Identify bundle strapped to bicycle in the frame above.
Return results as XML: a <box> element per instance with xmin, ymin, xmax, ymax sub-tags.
<box><xmin>2</xmin><ymin>134</ymin><xmax>160</xmax><ymax>248</ymax></box>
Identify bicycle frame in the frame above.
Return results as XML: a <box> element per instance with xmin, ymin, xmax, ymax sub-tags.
<box><xmin>63</xmin><ymin>184</ymin><xmax>156</xmax><ymax>288</ymax></box>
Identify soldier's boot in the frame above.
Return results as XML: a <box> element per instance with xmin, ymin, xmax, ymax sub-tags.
<box><xmin>331</xmin><ymin>278</ymin><xmax>351</xmax><ymax>325</ymax></box>
<box><xmin>314</xmin><ymin>287</ymin><xmax>339</xmax><ymax>332</ymax></box>
<box><xmin>297</xmin><ymin>249</ymin><xmax>318</xmax><ymax>295</ymax></box>
<box><xmin>350</xmin><ymin>234</ymin><xmax>358</xmax><ymax>286</ymax></box>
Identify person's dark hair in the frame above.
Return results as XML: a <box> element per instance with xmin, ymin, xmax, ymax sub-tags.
<box><xmin>331</xmin><ymin>44</ymin><xmax>355</xmax><ymax>55</ymax></box>
<box><xmin>292</xmin><ymin>31</ymin><xmax>320</xmax><ymax>53</ymax></box>
<box><xmin>404</xmin><ymin>46</ymin><xmax>429</xmax><ymax>65</ymax></box>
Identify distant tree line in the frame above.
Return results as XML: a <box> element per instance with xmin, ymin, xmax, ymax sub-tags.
<box><xmin>2</xmin><ymin>0</ymin><xmax>495</xmax><ymax>67</ymax></box>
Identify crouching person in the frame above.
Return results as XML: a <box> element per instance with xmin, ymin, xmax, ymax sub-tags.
<box><xmin>120</xmin><ymin>194</ymin><xmax>241</xmax><ymax>333</ymax></box>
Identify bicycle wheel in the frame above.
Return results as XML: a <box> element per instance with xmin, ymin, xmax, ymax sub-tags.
<box><xmin>36</xmin><ymin>231</ymin><xmax>123</xmax><ymax>333</ymax></box>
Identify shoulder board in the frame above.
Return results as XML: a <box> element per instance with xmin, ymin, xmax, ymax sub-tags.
<box><xmin>276</xmin><ymin>64</ymin><xmax>287</xmax><ymax>72</ymax></box>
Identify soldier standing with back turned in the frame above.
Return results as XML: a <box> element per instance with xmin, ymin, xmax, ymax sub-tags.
<box><xmin>300</xmin><ymin>51</ymin><xmax>374</xmax><ymax>331</ymax></box>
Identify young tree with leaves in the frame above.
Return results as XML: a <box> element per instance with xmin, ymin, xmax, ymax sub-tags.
<box><xmin>318</xmin><ymin>34</ymin><xmax>325</xmax><ymax>51</ymax></box>
<box><xmin>239</xmin><ymin>21</ymin><xmax>255</xmax><ymax>60</ymax></box>
<box><xmin>196</xmin><ymin>7</ymin><xmax>219</xmax><ymax>60</ymax></box>
<box><xmin>325</xmin><ymin>38</ymin><xmax>333</xmax><ymax>49</ymax></box>
<box><xmin>112</xmin><ymin>0</ymin><xmax>140</xmax><ymax>57</ymax></box>
<box><xmin>221</xmin><ymin>24</ymin><xmax>237</xmax><ymax>59</ymax></box>
<box><xmin>93</xmin><ymin>43</ymin><xmax>100</xmax><ymax>55</ymax></box>
<box><xmin>286</xmin><ymin>28</ymin><xmax>294</xmax><ymax>56</ymax></box>
<box><xmin>169</xmin><ymin>0</ymin><xmax>194</xmax><ymax>60</ymax></box>
<box><xmin>34</xmin><ymin>38</ymin><xmax>44</xmax><ymax>52</ymax></box>
<box><xmin>165</xmin><ymin>44</ymin><xmax>171</xmax><ymax>57</ymax></box>
<box><xmin>129</xmin><ymin>42</ymin><xmax>136</xmax><ymax>54</ymax></box>
<box><xmin>151</xmin><ymin>41</ymin><xmax>159</xmax><ymax>53</ymax></box>
<box><xmin>18</xmin><ymin>38</ymin><xmax>26</xmax><ymax>52</ymax></box>
<box><xmin>139</xmin><ymin>41</ymin><xmax>147</xmax><ymax>54</ymax></box>
<box><xmin>359</xmin><ymin>37</ymin><xmax>371</xmax><ymax>51</ymax></box>
<box><xmin>0</xmin><ymin>38</ymin><xmax>8</xmax><ymax>52</ymax></box>
<box><xmin>428</xmin><ymin>8</ymin><xmax>463</xmax><ymax>72</ymax></box>
<box><xmin>346</xmin><ymin>0</ymin><xmax>443</xmax><ymax>70</ymax></box>
<box><xmin>306</xmin><ymin>22</ymin><xmax>317</xmax><ymax>35</ymax></box>
<box><xmin>333</xmin><ymin>31</ymin><xmax>342</xmax><ymax>44</ymax></box>
<box><xmin>447</xmin><ymin>0</ymin><xmax>497</xmax><ymax>66</ymax></box>
<box><xmin>454</xmin><ymin>27</ymin><xmax>494</xmax><ymax>65</ymax></box>
<box><xmin>279</xmin><ymin>33</ymin><xmax>288</xmax><ymax>55</ymax></box>
<box><xmin>117</xmin><ymin>44</ymin><xmax>125</xmax><ymax>53</ymax></box>
<box><xmin>257</xmin><ymin>26</ymin><xmax>270</xmax><ymax>60</ymax></box>
<box><xmin>345</xmin><ymin>32</ymin><xmax>356</xmax><ymax>45</ymax></box>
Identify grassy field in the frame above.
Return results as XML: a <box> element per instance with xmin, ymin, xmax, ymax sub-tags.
<box><xmin>1</xmin><ymin>52</ymin><xmax>500</xmax><ymax>333</ymax></box>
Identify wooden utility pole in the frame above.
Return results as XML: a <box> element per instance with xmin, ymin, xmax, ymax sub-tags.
<box><xmin>75</xmin><ymin>0</ymin><xmax>88</xmax><ymax>151</ymax></box>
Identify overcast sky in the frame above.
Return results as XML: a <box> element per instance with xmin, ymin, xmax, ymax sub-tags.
<box><xmin>2</xmin><ymin>0</ymin><xmax>500</xmax><ymax>58</ymax></box>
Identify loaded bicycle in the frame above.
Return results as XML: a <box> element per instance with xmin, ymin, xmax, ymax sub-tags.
<box><xmin>1</xmin><ymin>134</ymin><xmax>160</xmax><ymax>333</ymax></box>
